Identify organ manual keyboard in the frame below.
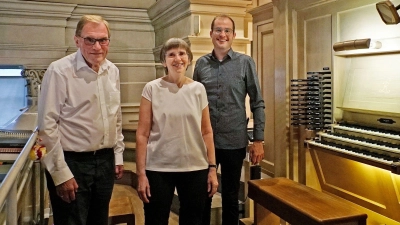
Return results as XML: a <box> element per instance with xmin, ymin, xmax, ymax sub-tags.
<box><xmin>0</xmin><ymin>130</ymin><xmax>31</xmax><ymax>161</ymax></box>
<box><xmin>307</xmin><ymin>122</ymin><xmax>400</xmax><ymax>174</ymax></box>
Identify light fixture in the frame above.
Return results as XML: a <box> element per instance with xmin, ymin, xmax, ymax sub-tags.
<box><xmin>333</xmin><ymin>38</ymin><xmax>375</xmax><ymax>52</ymax></box>
<box><xmin>193</xmin><ymin>15</ymin><xmax>201</xmax><ymax>36</ymax></box>
<box><xmin>376</xmin><ymin>1</ymin><xmax>400</xmax><ymax>25</ymax></box>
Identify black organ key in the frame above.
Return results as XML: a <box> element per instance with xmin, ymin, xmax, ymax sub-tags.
<box><xmin>291</xmin><ymin>78</ymin><xmax>319</xmax><ymax>82</ymax></box>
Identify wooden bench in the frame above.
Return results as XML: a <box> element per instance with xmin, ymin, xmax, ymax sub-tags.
<box><xmin>248</xmin><ymin>177</ymin><xmax>367</xmax><ymax>225</ymax></box>
<box><xmin>109</xmin><ymin>196</ymin><xmax>135</xmax><ymax>225</ymax></box>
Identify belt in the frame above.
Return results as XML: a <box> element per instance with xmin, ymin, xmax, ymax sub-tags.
<box><xmin>63</xmin><ymin>148</ymin><xmax>113</xmax><ymax>156</ymax></box>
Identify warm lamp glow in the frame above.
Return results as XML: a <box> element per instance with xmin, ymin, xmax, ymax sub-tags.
<box><xmin>369</xmin><ymin>40</ymin><xmax>382</xmax><ymax>49</ymax></box>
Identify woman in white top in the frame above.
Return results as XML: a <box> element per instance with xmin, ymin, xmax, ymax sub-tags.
<box><xmin>136</xmin><ymin>38</ymin><xmax>218</xmax><ymax>225</ymax></box>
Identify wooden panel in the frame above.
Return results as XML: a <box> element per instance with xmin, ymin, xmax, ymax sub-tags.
<box><xmin>254</xmin><ymin>203</ymin><xmax>280</xmax><ymax>225</ymax></box>
<box><xmin>249</xmin><ymin>3</ymin><xmax>280</xmax><ymax>177</ymax></box>
<box><xmin>304</xmin><ymin>15</ymin><xmax>332</xmax><ymax>72</ymax></box>
<box><xmin>272</xmin><ymin>0</ymin><xmax>288</xmax><ymax>178</ymax></box>
<box><xmin>310</xmin><ymin>147</ymin><xmax>400</xmax><ymax>224</ymax></box>
<box><xmin>258</xmin><ymin>22</ymin><xmax>275</xmax><ymax>175</ymax></box>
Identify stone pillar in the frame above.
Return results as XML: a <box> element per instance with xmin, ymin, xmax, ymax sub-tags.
<box><xmin>148</xmin><ymin>0</ymin><xmax>254</xmax><ymax>78</ymax></box>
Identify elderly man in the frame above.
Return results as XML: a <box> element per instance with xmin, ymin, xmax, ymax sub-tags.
<box><xmin>38</xmin><ymin>15</ymin><xmax>124</xmax><ymax>225</ymax></box>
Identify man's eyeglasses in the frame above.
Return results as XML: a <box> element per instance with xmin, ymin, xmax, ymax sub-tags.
<box><xmin>78</xmin><ymin>36</ymin><xmax>110</xmax><ymax>46</ymax></box>
<box><xmin>213</xmin><ymin>28</ymin><xmax>233</xmax><ymax>35</ymax></box>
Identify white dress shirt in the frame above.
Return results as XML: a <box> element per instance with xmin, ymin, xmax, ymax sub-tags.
<box><xmin>38</xmin><ymin>49</ymin><xmax>124</xmax><ymax>185</ymax></box>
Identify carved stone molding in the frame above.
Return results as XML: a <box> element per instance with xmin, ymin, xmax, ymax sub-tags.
<box><xmin>22</xmin><ymin>69</ymin><xmax>46</xmax><ymax>97</ymax></box>
<box><xmin>67</xmin><ymin>6</ymin><xmax>154</xmax><ymax>32</ymax></box>
<box><xmin>0</xmin><ymin>44</ymin><xmax>67</xmax><ymax>51</ymax></box>
<box><xmin>21</xmin><ymin>0</ymin><xmax>155</xmax><ymax>9</ymax></box>
<box><xmin>247</xmin><ymin>3</ymin><xmax>273</xmax><ymax>23</ymax></box>
<box><xmin>0</xmin><ymin>0</ymin><xmax>76</xmax><ymax>27</ymax></box>
<box><xmin>148</xmin><ymin>0</ymin><xmax>191</xmax><ymax>31</ymax></box>
<box><xmin>190</xmin><ymin>0</ymin><xmax>252</xmax><ymax>16</ymax></box>
<box><xmin>149</xmin><ymin>0</ymin><xmax>252</xmax><ymax>31</ymax></box>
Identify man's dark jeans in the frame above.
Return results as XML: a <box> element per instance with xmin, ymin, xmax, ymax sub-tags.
<box><xmin>202</xmin><ymin>147</ymin><xmax>246</xmax><ymax>225</ymax></box>
<box><xmin>46</xmin><ymin>148</ymin><xmax>115</xmax><ymax>225</ymax></box>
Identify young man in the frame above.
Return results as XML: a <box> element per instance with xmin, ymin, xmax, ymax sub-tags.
<box><xmin>193</xmin><ymin>14</ymin><xmax>265</xmax><ymax>225</ymax></box>
<box><xmin>38</xmin><ymin>15</ymin><xmax>124</xmax><ymax>225</ymax></box>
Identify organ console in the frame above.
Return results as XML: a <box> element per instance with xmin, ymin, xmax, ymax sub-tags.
<box><xmin>300</xmin><ymin>73</ymin><xmax>400</xmax><ymax>175</ymax></box>
<box><xmin>290</xmin><ymin>53</ymin><xmax>400</xmax><ymax>223</ymax></box>
<box><xmin>291</xmin><ymin>67</ymin><xmax>400</xmax><ymax>175</ymax></box>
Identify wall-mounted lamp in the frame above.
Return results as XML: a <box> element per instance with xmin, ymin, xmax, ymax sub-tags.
<box><xmin>193</xmin><ymin>15</ymin><xmax>201</xmax><ymax>36</ymax></box>
<box><xmin>376</xmin><ymin>1</ymin><xmax>400</xmax><ymax>24</ymax></box>
<box><xmin>333</xmin><ymin>38</ymin><xmax>382</xmax><ymax>52</ymax></box>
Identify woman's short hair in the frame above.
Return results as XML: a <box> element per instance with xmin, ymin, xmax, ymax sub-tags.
<box><xmin>75</xmin><ymin>15</ymin><xmax>110</xmax><ymax>38</ymax></box>
<box><xmin>160</xmin><ymin>38</ymin><xmax>193</xmax><ymax>75</ymax></box>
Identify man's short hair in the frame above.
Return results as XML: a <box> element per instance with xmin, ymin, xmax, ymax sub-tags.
<box><xmin>75</xmin><ymin>15</ymin><xmax>110</xmax><ymax>38</ymax></box>
<box><xmin>211</xmin><ymin>14</ymin><xmax>235</xmax><ymax>32</ymax></box>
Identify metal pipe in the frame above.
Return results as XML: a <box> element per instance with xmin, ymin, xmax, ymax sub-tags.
<box><xmin>0</xmin><ymin>131</ymin><xmax>38</xmax><ymax>223</ymax></box>
<box><xmin>17</xmin><ymin>161</ymin><xmax>33</xmax><ymax>199</ymax></box>
<box><xmin>32</xmin><ymin>161</ymin><xmax>37</xmax><ymax>224</ymax></box>
<box><xmin>0</xmin><ymin>132</ymin><xmax>37</xmax><ymax>204</ymax></box>
<box><xmin>39</xmin><ymin>162</ymin><xmax>45</xmax><ymax>225</ymax></box>
<box><xmin>6</xmin><ymin>181</ymin><xmax>17</xmax><ymax>225</ymax></box>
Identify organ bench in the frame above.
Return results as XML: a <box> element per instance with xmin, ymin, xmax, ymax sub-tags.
<box><xmin>248</xmin><ymin>177</ymin><xmax>367</xmax><ymax>225</ymax></box>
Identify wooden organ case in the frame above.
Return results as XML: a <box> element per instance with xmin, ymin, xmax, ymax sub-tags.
<box><xmin>292</xmin><ymin>54</ymin><xmax>400</xmax><ymax>224</ymax></box>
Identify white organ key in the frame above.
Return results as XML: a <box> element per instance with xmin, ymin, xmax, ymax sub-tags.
<box><xmin>319</xmin><ymin>133</ymin><xmax>400</xmax><ymax>154</ymax></box>
<box><xmin>332</xmin><ymin>124</ymin><xmax>400</xmax><ymax>141</ymax></box>
<box><xmin>306</xmin><ymin>140</ymin><xmax>393</xmax><ymax>165</ymax></box>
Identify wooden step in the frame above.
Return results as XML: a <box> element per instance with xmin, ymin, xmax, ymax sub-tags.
<box><xmin>109</xmin><ymin>196</ymin><xmax>135</xmax><ymax>225</ymax></box>
<box><xmin>239</xmin><ymin>217</ymin><xmax>254</xmax><ymax>225</ymax></box>
<box><xmin>124</xmin><ymin>141</ymin><xmax>136</xmax><ymax>149</ymax></box>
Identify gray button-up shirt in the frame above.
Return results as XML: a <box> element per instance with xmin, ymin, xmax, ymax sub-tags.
<box><xmin>193</xmin><ymin>49</ymin><xmax>265</xmax><ymax>149</ymax></box>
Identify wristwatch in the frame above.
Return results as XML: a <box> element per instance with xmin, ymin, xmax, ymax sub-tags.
<box><xmin>208</xmin><ymin>164</ymin><xmax>217</xmax><ymax>169</ymax></box>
